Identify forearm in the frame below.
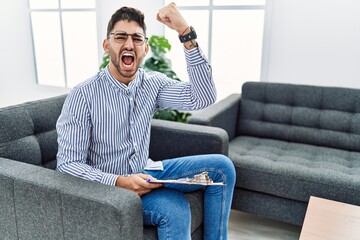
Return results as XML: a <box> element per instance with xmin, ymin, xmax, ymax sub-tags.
<box><xmin>183</xmin><ymin>39</ymin><xmax>197</xmax><ymax>50</ymax></box>
<box><xmin>56</xmin><ymin>130</ymin><xmax>118</xmax><ymax>186</ymax></box>
<box><xmin>56</xmin><ymin>156</ymin><xmax>118</xmax><ymax>186</ymax></box>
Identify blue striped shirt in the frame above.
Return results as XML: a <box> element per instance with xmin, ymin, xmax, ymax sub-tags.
<box><xmin>56</xmin><ymin>46</ymin><xmax>216</xmax><ymax>186</ymax></box>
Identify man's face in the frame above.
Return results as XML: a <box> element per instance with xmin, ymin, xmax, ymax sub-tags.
<box><xmin>103</xmin><ymin>20</ymin><xmax>149</xmax><ymax>84</ymax></box>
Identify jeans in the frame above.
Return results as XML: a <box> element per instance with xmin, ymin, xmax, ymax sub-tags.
<box><xmin>141</xmin><ymin>154</ymin><xmax>236</xmax><ymax>240</ymax></box>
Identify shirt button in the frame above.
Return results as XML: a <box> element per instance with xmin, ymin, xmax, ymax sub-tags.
<box><xmin>130</xmin><ymin>120</ymin><xmax>134</xmax><ymax>125</ymax></box>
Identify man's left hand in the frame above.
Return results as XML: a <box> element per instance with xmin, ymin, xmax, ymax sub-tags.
<box><xmin>157</xmin><ymin>2</ymin><xmax>189</xmax><ymax>35</ymax></box>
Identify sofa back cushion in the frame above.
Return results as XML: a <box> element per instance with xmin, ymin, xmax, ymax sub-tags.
<box><xmin>0</xmin><ymin>95</ymin><xmax>66</xmax><ymax>169</ymax></box>
<box><xmin>237</xmin><ymin>82</ymin><xmax>360</xmax><ymax>151</ymax></box>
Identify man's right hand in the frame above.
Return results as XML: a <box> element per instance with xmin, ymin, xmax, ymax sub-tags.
<box><xmin>115</xmin><ymin>174</ymin><xmax>163</xmax><ymax>196</ymax></box>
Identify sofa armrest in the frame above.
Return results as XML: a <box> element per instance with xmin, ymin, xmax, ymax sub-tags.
<box><xmin>149</xmin><ymin>119</ymin><xmax>229</xmax><ymax>160</ymax></box>
<box><xmin>0</xmin><ymin>158</ymin><xmax>143</xmax><ymax>240</ymax></box>
<box><xmin>188</xmin><ymin>94</ymin><xmax>241</xmax><ymax>140</ymax></box>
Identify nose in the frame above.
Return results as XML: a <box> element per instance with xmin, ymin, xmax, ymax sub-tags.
<box><xmin>123</xmin><ymin>35</ymin><xmax>134</xmax><ymax>49</ymax></box>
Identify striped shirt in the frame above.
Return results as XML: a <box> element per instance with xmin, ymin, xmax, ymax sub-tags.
<box><xmin>56</xmin><ymin>46</ymin><xmax>216</xmax><ymax>186</ymax></box>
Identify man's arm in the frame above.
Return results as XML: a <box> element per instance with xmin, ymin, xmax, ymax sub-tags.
<box><xmin>156</xmin><ymin>3</ymin><xmax>216</xmax><ymax>110</ymax></box>
<box><xmin>56</xmin><ymin>90</ymin><xmax>119</xmax><ymax>186</ymax></box>
<box><xmin>57</xmin><ymin>89</ymin><xmax>163</xmax><ymax>195</ymax></box>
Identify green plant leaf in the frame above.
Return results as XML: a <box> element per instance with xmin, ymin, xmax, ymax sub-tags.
<box><xmin>153</xmin><ymin>109</ymin><xmax>177</xmax><ymax>121</ymax></box>
<box><xmin>99</xmin><ymin>53</ymin><xmax>110</xmax><ymax>70</ymax></box>
<box><xmin>148</xmin><ymin>35</ymin><xmax>171</xmax><ymax>55</ymax></box>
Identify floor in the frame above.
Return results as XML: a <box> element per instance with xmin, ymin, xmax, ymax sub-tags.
<box><xmin>228</xmin><ymin>210</ymin><xmax>302</xmax><ymax>240</ymax></box>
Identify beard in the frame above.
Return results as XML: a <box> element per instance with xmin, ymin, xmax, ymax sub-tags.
<box><xmin>108</xmin><ymin>45</ymin><xmax>143</xmax><ymax>80</ymax></box>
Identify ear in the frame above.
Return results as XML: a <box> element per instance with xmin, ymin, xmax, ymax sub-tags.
<box><xmin>144</xmin><ymin>42</ymin><xmax>149</xmax><ymax>56</ymax></box>
<box><xmin>103</xmin><ymin>39</ymin><xmax>110</xmax><ymax>54</ymax></box>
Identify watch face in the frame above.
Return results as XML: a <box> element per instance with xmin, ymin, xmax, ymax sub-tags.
<box><xmin>179</xmin><ymin>26</ymin><xmax>197</xmax><ymax>43</ymax></box>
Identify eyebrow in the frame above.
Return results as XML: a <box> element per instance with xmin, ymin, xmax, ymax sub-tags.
<box><xmin>112</xmin><ymin>31</ymin><xmax>145</xmax><ymax>35</ymax></box>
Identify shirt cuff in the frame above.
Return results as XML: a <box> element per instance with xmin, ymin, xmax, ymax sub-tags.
<box><xmin>184</xmin><ymin>44</ymin><xmax>208</xmax><ymax>66</ymax></box>
<box><xmin>101</xmin><ymin>172</ymin><xmax>119</xmax><ymax>186</ymax></box>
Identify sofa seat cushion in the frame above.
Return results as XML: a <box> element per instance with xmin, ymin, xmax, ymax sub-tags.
<box><xmin>230</xmin><ymin>136</ymin><xmax>360</xmax><ymax>205</ymax></box>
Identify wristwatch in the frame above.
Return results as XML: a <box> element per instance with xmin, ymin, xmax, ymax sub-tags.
<box><xmin>179</xmin><ymin>26</ymin><xmax>197</xmax><ymax>43</ymax></box>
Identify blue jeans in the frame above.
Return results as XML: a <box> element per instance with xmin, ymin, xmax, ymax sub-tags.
<box><xmin>141</xmin><ymin>154</ymin><xmax>236</xmax><ymax>240</ymax></box>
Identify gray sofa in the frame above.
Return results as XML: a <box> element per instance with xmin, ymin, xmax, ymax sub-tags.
<box><xmin>188</xmin><ymin>81</ymin><xmax>360</xmax><ymax>226</ymax></box>
<box><xmin>0</xmin><ymin>95</ymin><xmax>228</xmax><ymax>240</ymax></box>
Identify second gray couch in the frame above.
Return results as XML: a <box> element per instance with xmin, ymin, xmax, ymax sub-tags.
<box><xmin>189</xmin><ymin>81</ymin><xmax>360</xmax><ymax>226</ymax></box>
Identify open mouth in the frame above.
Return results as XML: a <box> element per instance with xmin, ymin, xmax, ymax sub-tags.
<box><xmin>121</xmin><ymin>52</ymin><xmax>135</xmax><ymax>68</ymax></box>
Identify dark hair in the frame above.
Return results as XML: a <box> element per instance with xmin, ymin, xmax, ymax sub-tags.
<box><xmin>106</xmin><ymin>7</ymin><xmax>147</xmax><ymax>38</ymax></box>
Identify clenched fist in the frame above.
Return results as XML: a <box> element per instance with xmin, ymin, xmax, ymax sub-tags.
<box><xmin>157</xmin><ymin>2</ymin><xmax>189</xmax><ymax>35</ymax></box>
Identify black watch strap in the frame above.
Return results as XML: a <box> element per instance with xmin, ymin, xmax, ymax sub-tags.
<box><xmin>179</xmin><ymin>26</ymin><xmax>197</xmax><ymax>43</ymax></box>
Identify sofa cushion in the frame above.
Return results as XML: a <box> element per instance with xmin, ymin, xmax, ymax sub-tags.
<box><xmin>237</xmin><ymin>82</ymin><xmax>360</xmax><ymax>152</ymax></box>
<box><xmin>230</xmin><ymin>136</ymin><xmax>360</xmax><ymax>205</ymax></box>
<box><xmin>0</xmin><ymin>95</ymin><xmax>65</xmax><ymax>169</ymax></box>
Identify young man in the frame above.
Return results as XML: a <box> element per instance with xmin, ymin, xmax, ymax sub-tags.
<box><xmin>56</xmin><ymin>3</ymin><xmax>235</xmax><ymax>240</ymax></box>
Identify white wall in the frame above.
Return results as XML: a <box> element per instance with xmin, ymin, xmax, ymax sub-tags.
<box><xmin>264</xmin><ymin>0</ymin><xmax>360</xmax><ymax>88</ymax></box>
<box><xmin>0</xmin><ymin>0</ymin><xmax>70</xmax><ymax>108</ymax></box>
<box><xmin>0</xmin><ymin>0</ymin><xmax>163</xmax><ymax>108</ymax></box>
<box><xmin>2</xmin><ymin>0</ymin><xmax>360</xmax><ymax>107</ymax></box>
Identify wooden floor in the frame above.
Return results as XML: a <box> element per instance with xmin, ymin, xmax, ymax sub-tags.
<box><xmin>228</xmin><ymin>210</ymin><xmax>301</xmax><ymax>240</ymax></box>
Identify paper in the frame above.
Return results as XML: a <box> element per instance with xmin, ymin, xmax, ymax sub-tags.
<box><xmin>146</xmin><ymin>172</ymin><xmax>224</xmax><ymax>186</ymax></box>
<box><xmin>147</xmin><ymin>179</ymin><xmax>224</xmax><ymax>186</ymax></box>
<box><xmin>144</xmin><ymin>158</ymin><xmax>164</xmax><ymax>171</ymax></box>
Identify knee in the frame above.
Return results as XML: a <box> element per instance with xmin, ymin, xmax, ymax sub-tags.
<box><xmin>212</xmin><ymin>154</ymin><xmax>235</xmax><ymax>173</ymax></box>
<box><xmin>209</xmin><ymin>154</ymin><xmax>236</xmax><ymax>185</ymax></box>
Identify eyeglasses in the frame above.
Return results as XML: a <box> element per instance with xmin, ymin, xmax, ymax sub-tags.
<box><xmin>110</xmin><ymin>31</ymin><xmax>148</xmax><ymax>46</ymax></box>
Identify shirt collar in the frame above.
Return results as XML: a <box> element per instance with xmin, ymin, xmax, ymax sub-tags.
<box><xmin>104</xmin><ymin>66</ymin><xmax>142</xmax><ymax>92</ymax></box>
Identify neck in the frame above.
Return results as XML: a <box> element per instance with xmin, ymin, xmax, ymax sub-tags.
<box><xmin>108</xmin><ymin>64</ymin><xmax>136</xmax><ymax>86</ymax></box>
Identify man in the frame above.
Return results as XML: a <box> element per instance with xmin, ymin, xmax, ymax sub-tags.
<box><xmin>56</xmin><ymin>3</ymin><xmax>235</xmax><ymax>240</ymax></box>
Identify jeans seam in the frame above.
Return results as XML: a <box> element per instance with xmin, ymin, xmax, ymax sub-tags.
<box><xmin>209</xmin><ymin>168</ymin><xmax>227</xmax><ymax>240</ymax></box>
<box><xmin>220</xmin><ymin>180</ymin><xmax>226</xmax><ymax>240</ymax></box>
